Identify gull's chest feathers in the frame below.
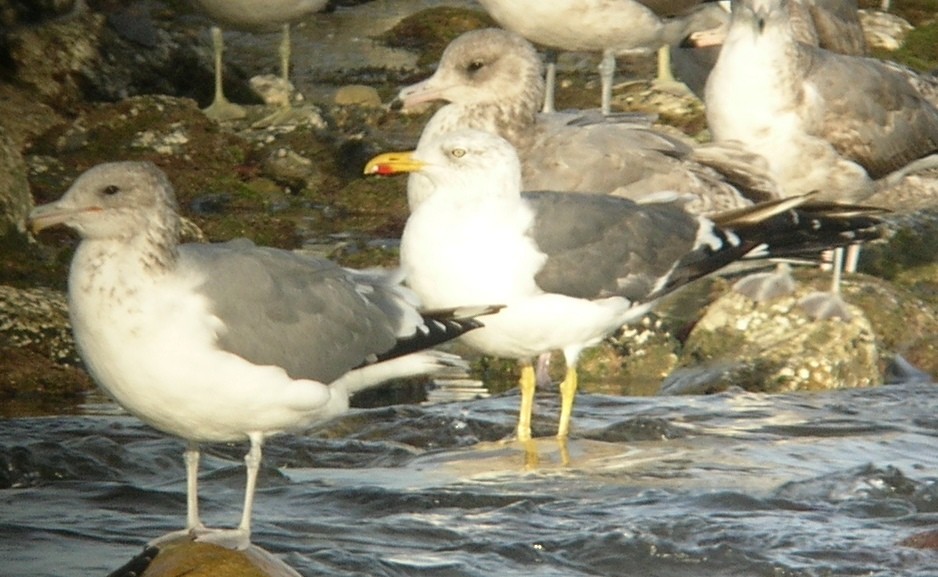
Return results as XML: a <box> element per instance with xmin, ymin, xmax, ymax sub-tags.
<box><xmin>401</xmin><ymin>193</ymin><xmax>546</xmax><ymax>307</ymax></box>
<box><xmin>68</xmin><ymin>240</ymin><xmax>216</xmax><ymax>354</ymax></box>
<box><xmin>707</xmin><ymin>27</ymin><xmax>806</xmax><ymax>142</ymax></box>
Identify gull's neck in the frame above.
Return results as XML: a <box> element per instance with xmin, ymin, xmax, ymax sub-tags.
<box><xmin>453</xmin><ymin>99</ymin><xmax>538</xmax><ymax>152</ymax></box>
<box><xmin>716</xmin><ymin>11</ymin><xmax>811</xmax><ymax>102</ymax></box>
<box><xmin>71</xmin><ymin>221</ymin><xmax>180</xmax><ymax>298</ymax></box>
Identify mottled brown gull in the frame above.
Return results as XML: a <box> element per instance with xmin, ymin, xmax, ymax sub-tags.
<box><xmin>192</xmin><ymin>0</ymin><xmax>329</xmax><ymax>122</ymax></box>
<box><xmin>397</xmin><ymin>28</ymin><xmax>779</xmax><ymax>215</ymax></box>
<box><xmin>678</xmin><ymin>0</ymin><xmax>866</xmax><ymax>97</ymax></box>
<box><xmin>705</xmin><ymin>0</ymin><xmax>938</xmax><ymax>203</ymax></box>
<box><xmin>28</xmin><ymin>161</ymin><xmax>491</xmax><ymax>550</ymax></box>
<box><xmin>364</xmin><ymin>129</ymin><xmax>883</xmax><ymax>443</ymax></box>
<box><xmin>475</xmin><ymin>0</ymin><xmax>727</xmax><ymax>113</ymax></box>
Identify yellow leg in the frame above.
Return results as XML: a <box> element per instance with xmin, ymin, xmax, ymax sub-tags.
<box><xmin>517</xmin><ymin>363</ymin><xmax>536</xmax><ymax>442</ymax></box>
<box><xmin>558</xmin><ymin>436</ymin><xmax>570</xmax><ymax>467</ymax></box>
<box><xmin>657</xmin><ymin>45</ymin><xmax>676</xmax><ymax>84</ymax></box>
<box><xmin>522</xmin><ymin>438</ymin><xmax>539</xmax><ymax>470</ymax></box>
<box><xmin>203</xmin><ymin>26</ymin><xmax>247</xmax><ymax>121</ymax></box>
<box><xmin>556</xmin><ymin>366</ymin><xmax>578</xmax><ymax>439</ymax></box>
<box><xmin>279</xmin><ymin>23</ymin><xmax>291</xmax><ymax>83</ymax></box>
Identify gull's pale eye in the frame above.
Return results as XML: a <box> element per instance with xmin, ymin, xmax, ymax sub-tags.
<box><xmin>102</xmin><ymin>185</ymin><xmax>121</xmax><ymax>196</ymax></box>
<box><xmin>451</xmin><ymin>148</ymin><xmax>467</xmax><ymax>159</ymax></box>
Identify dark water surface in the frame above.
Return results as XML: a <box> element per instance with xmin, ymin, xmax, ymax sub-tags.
<box><xmin>2</xmin><ymin>383</ymin><xmax>938</xmax><ymax>577</ymax></box>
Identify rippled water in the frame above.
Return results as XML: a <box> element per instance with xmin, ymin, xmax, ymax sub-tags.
<box><xmin>2</xmin><ymin>382</ymin><xmax>937</xmax><ymax>576</ymax></box>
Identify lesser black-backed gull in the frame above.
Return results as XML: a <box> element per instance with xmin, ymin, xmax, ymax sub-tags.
<box><xmin>364</xmin><ymin>129</ymin><xmax>883</xmax><ymax>441</ymax></box>
<box><xmin>28</xmin><ymin>161</ymin><xmax>491</xmax><ymax>549</ymax></box>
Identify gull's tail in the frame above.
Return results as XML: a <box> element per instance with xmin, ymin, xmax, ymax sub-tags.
<box><xmin>650</xmin><ymin>194</ymin><xmax>887</xmax><ymax>300</ymax></box>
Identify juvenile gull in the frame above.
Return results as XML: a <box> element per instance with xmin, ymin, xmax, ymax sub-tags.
<box><xmin>475</xmin><ymin>0</ymin><xmax>726</xmax><ymax>113</ymax></box>
<box><xmin>705</xmin><ymin>0</ymin><xmax>938</xmax><ymax>203</ymax></box>
<box><xmin>364</xmin><ymin>129</ymin><xmax>884</xmax><ymax>442</ymax></box>
<box><xmin>398</xmin><ymin>28</ymin><xmax>779</xmax><ymax>215</ymax></box>
<box><xmin>705</xmin><ymin>0</ymin><xmax>937</xmax><ymax>298</ymax></box>
<box><xmin>678</xmin><ymin>0</ymin><xmax>866</xmax><ymax>97</ymax></box>
<box><xmin>192</xmin><ymin>0</ymin><xmax>329</xmax><ymax>122</ymax></box>
<box><xmin>28</xmin><ymin>161</ymin><xmax>490</xmax><ymax>550</ymax></box>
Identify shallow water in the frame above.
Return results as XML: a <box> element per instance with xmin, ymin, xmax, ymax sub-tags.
<box><xmin>2</xmin><ymin>382</ymin><xmax>937</xmax><ymax>576</ymax></box>
<box><xmin>220</xmin><ymin>0</ymin><xmax>477</xmax><ymax>102</ymax></box>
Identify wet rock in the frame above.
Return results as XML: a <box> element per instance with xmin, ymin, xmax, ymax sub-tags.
<box><xmin>378</xmin><ymin>6</ymin><xmax>494</xmax><ymax>68</ymax></box>
<box><xmin>0</xmin><ymin>285</ymin><xmax>78</xmax><ymax>365</ymax></box>
<box><xmin>673</xmin><ymin>273</ymin><xmax>880</xmax><ymax>393</ymax></box>
<box><xmin>860</xmin><ymin>10</ymin><xmax>913</xmax><ymax>51</ymax></box>
<box><xmin>334</xmin><ymin>84</ymin><xmax>382</xmax><ymax>107</ymax></box>
<box><xmin>128</xmin><ymin>535</ymin><xmax>299</xmax><ymax>577</ymax></box>
<box><xmin>840</xmin><ymin>269</ymin><xmax>938</xmax><ymax>378</ymax></box>
<box><xmin>262</xmin><ymin>147</ymin><xmax>317</xmax><ymax>189</ymax></box>
<box><xmin>249</xmin><ymin>74</ymin><xmax>297</xmax><ymax>107</ymax></box>
<box><xmin>1</xmin><ymin>1</ymin><xmax>255</xmax><ymax>109</ymax></box>
<box><xmin>900</xmin><ymin>529</ymin><xmax>938</xmax><ymax>549</ymax></box>
<box><xmin>0</xmin><ymin>126</ymin><xmax>30</xmax><ymax>238</ymax></box>
<box><xmin>3</xmin><ymin>9</ymin><xmax>106</xmax><ymax>106</ymax></box>
<box><xmin>0</xmin><ymin>284</ymin><xmax>93</xmax><ymax>413</ymax></box>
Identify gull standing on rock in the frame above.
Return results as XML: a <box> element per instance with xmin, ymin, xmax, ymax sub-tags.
<box><xmin>193</xmin><ymin>0</ymin><xmax>329</xmax><ymax>122</ymax></box>
<box><xmin>29</xmin><ymin>161</ymin><xmax>491</xmax><ymax>550</ymax></box>
<box><xmin>365</xmin><ymin>129</ymin><xmax>884</xmax><ymax>444</ymax></box>
<box><xmin>397</xmin><ymin>28</ymin><xmax>780</xmax><ymax>215</ymax></box>
<box><xmin>475</xmin><ymin>0</ymin><xmax>727</xmax><ymax>113</ymax></box>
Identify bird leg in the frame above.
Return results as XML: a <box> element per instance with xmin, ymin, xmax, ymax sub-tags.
<box><xmin>191</xmin><ymin>433</ymin><xmax>262</xmax><ymax>550</ymax></box>
<box><xmin>517</xmin><ymin>361</ymin><xmax>537</xmax><ymax>442</ymax></box>
<box><xmin>202</xmin><ymin>26</ymin><xmax>247</xmax><ymax>121</ymax></box>
<box><xmin>556</xmin><ymin>366</ymin><xmax>578</xmax><ymax>439</ymax></box>
<box><xmin>252</xmin><ymin>23</ymin><xmax>319</xmax><ymax>127</ymax></box>
<box><xmin>656</xmin><ymin>44</ymin><xmax>675</xmax><ymax>84</ymax></box>
<box><xmin>598</xmin><ymin>50</ymin><xmax>616</xmax><ymax>115</ymax></box>
<box><xmin>237</xmin><ymin>432</ymin><xmax>264</xmax><ymax>542</ymax></box>
<box><xmin>279</xmin><ymin>23</ymin><xmax>291</xmax><ymax>87</ymax></box>
<box><xmin>542</xmin><ymin>50</ymin><xmax>558</xmax><ymax>114</ymax></box>
<box><xmin>184</xmin><ymin>442</ymin><xmax>204</xmax><ymax>532</ymax></box>
<box><xmin>147</xmin><ymin>442</ymin><xmax>207</xmax><ymax>548</ymax></box>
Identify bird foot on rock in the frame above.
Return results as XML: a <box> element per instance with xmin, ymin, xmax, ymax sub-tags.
<box><xmin>147</xmin><ymin>525</ymin><xmax>251</xmax><ymax>551</ymax></box>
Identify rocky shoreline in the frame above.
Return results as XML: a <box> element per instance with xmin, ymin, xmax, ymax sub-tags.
<box><xmin>2</xmin><ymin>0</ymin><xmax>937</xmax><ymax>416</ymax></box>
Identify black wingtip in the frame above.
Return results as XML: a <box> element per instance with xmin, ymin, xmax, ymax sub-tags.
<box><xmin>370</xmin><ymin>305</ymin><xmax>503</xmax><ymax>364</ymax></box>
<box><xmin>647</xmin><ymin>197</ymin><xmax>888</xmax><ymax>301</ymax></box>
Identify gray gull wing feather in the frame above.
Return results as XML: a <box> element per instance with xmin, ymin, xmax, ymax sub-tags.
<box><xmin>180</xmin><ymin>240</ymin><xmax>403</xmax><ymax>384</ymax></box>
<box><xmin>805</xmin><ymin>48</ymin><xmax>938</xmax><ymax>178</ymax></box>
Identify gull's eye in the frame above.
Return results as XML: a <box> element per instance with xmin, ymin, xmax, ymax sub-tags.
<box><xmin>466</xmin><ymin>60</ymin><xmax>485</xmax><ymax>74</ymax></box>
<box><xmin>102</xmin><ymin>185</ymin><xmax>121</xmax><ymax>196</ymax></box>
<box><xmin>451</xmin><ymin>148</ymin><xmax>467</xmax><ymax>159</ymax></box>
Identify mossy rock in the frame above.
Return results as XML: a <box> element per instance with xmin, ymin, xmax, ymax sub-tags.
<box><xmin>678</xmin><ymin>276</ymin><xmax>881</xmax><ymax>393</ymax></box>
<box><xmin>378</xmin><ymin>6</ymin><xmax>495</xmax><ymax>68</ymax></box>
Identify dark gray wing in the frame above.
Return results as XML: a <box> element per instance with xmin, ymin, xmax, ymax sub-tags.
<box><xmin>179</xmin><ymin>239</ymin><xmax>403</xmax><ymax>384</ymax></box>
<box><xmin>524</xmin><ymin>193</ymin><xmax>884</xmax><ymax>305</ymax></box>
<box><xmin>524</xmin><ymin>192</ymin><xmax>703</xmax><ymax>302</ymax></box>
